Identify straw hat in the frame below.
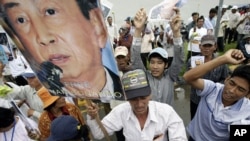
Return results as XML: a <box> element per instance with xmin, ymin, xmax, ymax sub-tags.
<box><xmin>38</xmin><ymin>87</ymin><xmax>59</xmax><ymax>109</ymax></box>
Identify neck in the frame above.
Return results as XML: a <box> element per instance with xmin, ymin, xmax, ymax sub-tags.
<box><xmin>204</xmin><ymin>55</ymin><xmax>213</xmax><ymax>62</ymax></box>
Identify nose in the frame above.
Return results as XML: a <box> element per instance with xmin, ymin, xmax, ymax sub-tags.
<box><xmin>229</xmin><ymin>86</ymin><xmax>237</xmax><ymax>93</ymax></box>
<box><xmin>34</xmin><ymin>20</ymin><xmax>56</xmax><ymax>46</ymax></box>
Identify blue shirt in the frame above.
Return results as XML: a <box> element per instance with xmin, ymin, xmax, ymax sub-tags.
<box><xmin>187</xmin><ymin>80</ymin><xmax>250</xmax><ymax>141</ymax></box>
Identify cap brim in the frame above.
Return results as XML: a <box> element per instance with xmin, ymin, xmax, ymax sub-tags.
<box><xmin>22</xmin><ymin>73</ymin><xmax>36</xmax><ymax>78</ymax></box>
<box><xmin>115</xmin><ymin>52</ymin><xmax>127</xmax><ymax>58</ymax></box>
<box><xmin>125</xmin><ymin>86</ymin><xmax>151</xmax><ymax>100</ymax></box>
<box><xmin>201</xmin><ymin>41</ymin><xmax>215</xmax><ymax>46</ymax></box>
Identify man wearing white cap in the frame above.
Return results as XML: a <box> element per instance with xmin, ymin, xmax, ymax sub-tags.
<box><xmin>131</xmin><ymin>8</ymin><xmax>184</xmax><ymax>105</ymax></box>
<box><xmin>114</xmin><ymin>46</ymin><xmax>131</xmax><ymax>77</ymax></box>
<box><xmin>225</xmin><ymin>6</ymin><xmax>240</xmax><ymax>44</ymax></box>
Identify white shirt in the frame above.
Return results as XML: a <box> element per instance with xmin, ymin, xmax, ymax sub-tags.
<box><xmin>188</xmin><ymin>27</ymin><xmax>207</xmax><ymax>52</ymax></box>
<box><xmin>7</xmin><ymin>83</ymin><xmax>44</xmax><ymax>123</ymax></box>
<box><xmin>228</xmin><ymin>12</ymin><xmax>241</xmax><ymax>29</ymax></box>
<box><xmin>106</xmin><ymin>23</ymin><xmax>119</xmax><ymax>44</ymax></box>
<box><xmin>87</xmin><ymin>101</ymin><xmax>187</xmax><ymax>141</ymax></box>
<box><xmin>237</xmin><ymin>12</ymin><xmax>250</xmax><ymax>34</ymax></box>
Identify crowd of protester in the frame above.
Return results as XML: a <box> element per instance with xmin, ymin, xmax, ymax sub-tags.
<box><xmin>0</xmin><ymin>2</ymin><xmax>250</xmax><ymax>141</ymax></box>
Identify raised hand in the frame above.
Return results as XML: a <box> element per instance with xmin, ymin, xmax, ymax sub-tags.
<box><xmin>222</xmin><ymin>49</ymin><xmax>245</xmax><ymax>64</ymax></box>
<box><xmin>133</xmin><ymin>8</ymin><xmax>147</xmax><ymax>33</ymax></box>
<box><xmin>169</xmin><ymin>8</ymin><xmax>182</xmax><ymax>38</ymax></box>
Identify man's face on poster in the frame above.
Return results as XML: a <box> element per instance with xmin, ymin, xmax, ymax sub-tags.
<box><xmin>1</xmin><ymin>0</ymin><xmax>107</xmax><ymax>81</ymax></box>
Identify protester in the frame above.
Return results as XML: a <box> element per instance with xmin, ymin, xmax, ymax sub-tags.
<box><xmin>31</xmin><ymin>88</ymin><xmax>86</xmax><ymax>141</ymax></box>
<box><xmin>87</xmin><ymin>69</ymin><xmax>187</xmax><ymax>140</ymax></box>
<box><xmin>186</xmin><ymin>34</ymin><xmax>229</xmax><ymax>119</ymax></box>
<box><xmin>186</xmin><ymin>16</ymin><xmax>207</xmax><ymax>62</ymax></box>
<box><xmin>5</xmin><ymin>69</ymin><xmax>44</xmax><ymax>123</ymax></box>
<box><xmin>184</xmin><ymin>49</ymin><xmax>250</xmax><ymax>141</ymax></box>
<box><xmin>131</xmin><ymin>7</ymin><xmax>184</xmax><ymax>105</ymax></box>
<box><xmin>0</xmin><ymin>0</ymin><xmax>124</xmax><ymax>100</ymax></box>
<box><xmin>114</xmin><ymin>46</ymin><xmax>131</xmax><ymax>77</ymax></box>
<box><xmin>107</xmin><ymin>16</ymin><xmax>119</xmax><ymax>48</ymax></box>
<box><xmin>236</xmin><ymin>5</ymin><xmax>250</xmax><ymax>45</ymax></box>
<box><xmin>47</xmin><ymin>115</ymin><xmax>90</xmax><ymax>141</ymax></box>
<box><xmin>225</xmin><ymin>6</ymin><xmax>241</xmax><ymax>44</ymax></box>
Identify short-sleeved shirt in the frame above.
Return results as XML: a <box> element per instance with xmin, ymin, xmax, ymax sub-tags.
<box><xmin>187</xmin><ymin>80</ymin><xmax>250</xmax><ymax>141</ymax></box>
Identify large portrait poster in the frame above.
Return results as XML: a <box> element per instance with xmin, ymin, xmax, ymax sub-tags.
<box><xmin>0</xmin><ymin>0</ymin><xmax>124</xmax><ymax>101</ymax></box>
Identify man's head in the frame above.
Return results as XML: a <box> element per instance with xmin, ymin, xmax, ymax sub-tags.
<box><xmin>122</xmin><ymin>69</ymin><xmax>151</xmax><ymax>115</ymax></box>
<box><xmin>119</xmin><ymin>24</ymin><xmax>130</xmax><ymax>37</ymax></box>
<box><xmin>0</xmin><ymin>0</ymin><xmax>107</xmax><ymax>81</ymax></box>
<box><xmin>114</xmin><ymin>46</ymin><xmax>129</xmax><ymax>71</ymax></box>
<box><xmin>148</xmin><ymin>48</ymin><xmax>168</xmax><ymax>78</ymax></box>
<box><xmin>231</xmin><ymin>6</ymin><xmax>238</xmax><ymax>13</ymax></box>
<box><xmin>223</xmin><ymin>65</ymin><xmax>250</xmax><ymax>106</ymax></box>
<box><xmin>47</xmin><ymin>115</ymin><xmax>89</xmax><ymax>141</ymax></box>
<box><xmin>199</xmin><ymin>35</ymin><xmax>217</xmax><ymax>56</ymax></box>
<box><xmin>191</xmin><ymin>12</ymin><xmax>199</xmax><ymax>22</ymax></box>
<box><xmin>209</xmin><ymin>8</ymin><xmax>217</xmax><ymax>19</ymax></box>
<box><xmin>22</xmin><ymin>69</ymin><xmax>41</xmax><ymax>89</ymax></box>
<box><xmin>107</xmin><ymin>16</ymin><xmax>112</xmax><ymax>25</ymax></box>
<box><xmin>196</xmin><ymin>16</ymin><xmax>205</xmax><ymax>28</ymax></box>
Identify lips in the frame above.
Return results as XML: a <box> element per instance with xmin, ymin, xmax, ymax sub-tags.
<box><xmin>49</xmin><ymin>54</ymin><xmax>70</xmax><ymax>65</ymax></box>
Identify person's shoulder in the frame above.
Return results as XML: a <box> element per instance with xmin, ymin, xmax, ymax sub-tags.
<box><xmin>149</xmin><ymin>101</ymin><xmax>174</xmax><ymax>112</ymax></box>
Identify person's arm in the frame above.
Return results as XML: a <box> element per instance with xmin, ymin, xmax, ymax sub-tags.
<box><xmin>130</xmin><ymin>8</ymin><xmax>148</xmax><ymax>71</ymax></box>
<box><xmin>86</xmin><ymin>102</ymin><xmax>122</xmax><ymax>140</ymax></box>
<box><xmin>167</xmin><ymin>11</ymin><xmax>184</xmax><ymax>81</ymax></box>
<box><xmin>183</xmin><ymin>49</ymin><xmax>245</xmax><ymax>90</ymax></box>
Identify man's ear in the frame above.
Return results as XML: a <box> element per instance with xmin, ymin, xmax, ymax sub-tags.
<box><xmin>89</xmin><ymin>8</ymin><xmax>107</xmax><ymax>49</ymax></box>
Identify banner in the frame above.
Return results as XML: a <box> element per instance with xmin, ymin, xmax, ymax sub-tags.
<box><xmin>0</xmin><ymin>0</ymin><xmax>124</xmax><ymax>101</ymax></box>
<box><xmin>148</xmin><ymin>0</ymin><xmax>188</xmax><ymax>27</ymax></box>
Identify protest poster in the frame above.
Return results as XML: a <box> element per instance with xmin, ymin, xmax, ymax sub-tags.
<box><xmin>191</xmin><ymin>56</ymin><xmax>204</xmax><ymax>68</ymax></box>
<box><xmin>147</xmin><ymin>0</ymin><xmax>187</xmax><ymax>33</ymax></box>
<box><xmin>101</xmin><ymin>0</ymin><xmax>113</xmax><ymax>19</ymax></box>
<box><xmin>0</xmin><ymin>0</ymin><xmax>124</xmax><ymax>101</ymax></box>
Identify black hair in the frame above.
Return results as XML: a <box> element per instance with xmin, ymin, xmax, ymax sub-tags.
<box><xmin>197</xmin><ymin>16</ymin><xmax>205</xmax><ymax>22</ymax></box>
<box><xmin>148</xmin><ymin>53</ymin><xmax>168</xmax><ymax>64</ymax></box>
<box><xmin>231</xmin><ymin>65</ymin><xmax>250</xmax><ymax>88</ymax></box>
<box><xmin>209</xmin><ymin>8</ymin><xmax>217</xmax><ymax>14</ymax></box>
<box><xmin>191</xmin><ymin>12</ymin><xmax>199</xmax><ymax>17</ymax></box>
<box><xmin>0</xmin><ymin>107</ymin><xmax>15</xmax><ymax>128</ymax></box>
<box><xmin>0</xmin><ymin>33</ymin><xmax>8</xmax><ymax>45</ymax></box>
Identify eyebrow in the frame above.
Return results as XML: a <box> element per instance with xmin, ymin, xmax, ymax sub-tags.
<box><xmin>230</xmin><ymin>79</ymin><xmax>248</xmax><ymax>92</ymax></box>
<box><xmin>3</xmin><ymin>2</ymin><xmax>19</xmax><ymax>10</ymax></box>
